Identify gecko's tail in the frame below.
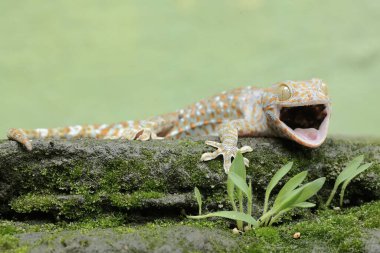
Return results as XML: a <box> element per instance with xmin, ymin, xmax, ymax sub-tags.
<box><xmin>7</xmin><ymin>127</ymin><xmax>67</xmax><ymax>151</ymax></box>
<box><xmin>7</xmin><ymin>124</ymin><xmax>116</xmax><ymax>151</ymax></box>
<box><xmin>7</xmin><ymin>128</ymin><xmax>33</xmax><ymax>151</ymax></box>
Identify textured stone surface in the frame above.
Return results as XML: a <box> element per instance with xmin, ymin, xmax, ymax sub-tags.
<box><xmin>18</xmin><ymin>226</ymin><xmax>240</xmax><ymax>253</ymax></box>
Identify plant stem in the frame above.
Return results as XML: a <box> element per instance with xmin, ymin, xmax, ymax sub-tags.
<box><xmin>340</xmin><ymin>183</ymin><xmax>348</xmax><ymax>207</ymax></box>
<box><xmin>326</xmin><ymin>183</ymin><xmax>339</xmax><ymax>207</ymax></box>
<box><xmin>229</xmin><ymin>195</ymin><xmax>238</xmax><ymax>212</ymax></box>
<box><xmin>268</xmin><ymin>211</ymin><xmax>285</xmax><ymax>226</ymax></box>
<box><xmin>237</xmin><ymin>189</ymin><xmax>243</xmax><ymax>230</ymax></box>
<box><xmin>247</xmin><ymin>180</ymin><xmax>253</xmax><ymax>229</ymax></box>
<box><xmin>258</xmin><ymin>210</ymin><xmax>274</xmax><ymax>227</ymax></box>
<box><xmin>263</xmin><ymin>199</ymin><xmax>268</xmax><ymax>216</ymax></box>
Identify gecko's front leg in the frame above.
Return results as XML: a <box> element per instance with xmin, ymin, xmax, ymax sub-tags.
<box><xmin>200</xmin><ymin>120</ymin><xmax>253</xmax><ymax>173</ymax></box>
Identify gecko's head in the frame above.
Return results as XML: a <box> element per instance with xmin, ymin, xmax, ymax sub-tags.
<box><xmin>263</xmin><ymin>78</ymin><xmax>331</xmax><ymax>148</ymax></box>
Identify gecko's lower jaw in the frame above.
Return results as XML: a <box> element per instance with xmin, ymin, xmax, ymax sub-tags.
<box><xmin>279</xmin><ymin>104</ymin><xmax>330</xmax><ymax>148</ymax></box>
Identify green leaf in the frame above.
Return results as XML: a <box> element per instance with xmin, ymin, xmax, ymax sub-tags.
<box><xmin>271</xmin><ymin>186</ymin><xmax>303</xmax><ymax>213</ymax></box>
<box><xmin>226</xmin><ymin>180</ymin><xmax>237</xmax><ymax>212</ymax></box>
<box><xmin>227</xmin><ymin>151</ymin><xmax>246</xmax><ymax>213</ymax></box>
<box><xmin>340</xmin><ymin>163</ymin><xmax>373</xmax><ymax>206</ymax></box>
<box><xmin>274</xmin><ymin>171</ymin><xmax>308</xmax><ymax>206</ymax></box>
<box><xmin>229</xmin><ymin>152</ymin><xmax>246</xmax><ymax>181</ymax></box>
<box><xmin>292</xmin><ymin>202</ymin><xmax>316</xmax><ymax>208</ymax></box>
<box><xmin>346</xmin><ymin>162</ymin><xmax>373</xmax><ymax>183</ymax></box>
<box><xmin>194</xmin><ymin>187</ymin><xmax>202</xmax><ymax>215</ymax></box>
<box><xmin>228</xmin><ymin>172</ymin><xmax>249</xmax><ymax>196</ymax></box>
<box><xmin>293</xmin><ymin>177</ymin><xmax>326</xmax><ymax>204</ymax></box>
<box><xmin>272</xmin><ymin>177</ymin><xmax>324</xmax><ymax>213</ymax></box>
<box><xmin>263</xmin><ymin>162</ymin><xmax>293</xmax><ymax>214</ymax></box>
<box><xmin>187</xmin><ymin>211</ymin><xmax>258</xmax><ymax>227</ymax></box>
<box><xmin>336</xmin><ymin>155</ymin><xmax>364</xmax><ymax>185</ymax></box>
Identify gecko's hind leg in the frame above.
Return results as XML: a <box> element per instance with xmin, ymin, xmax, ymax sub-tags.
<box><xmin>135</xmin><ymin>128</ymin><xmax>164</xmax><ymax>141</ymax></box>
<box><xmin>105</xmin><ymin>120</ymin><xmax>168</xmax><ymax>141</ymax></box>
<box><xmin>7</xmin><ymin>128</ymin><xmax>33</xmax><ymax>151</ymax></box>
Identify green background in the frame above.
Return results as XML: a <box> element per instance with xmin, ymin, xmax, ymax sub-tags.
<box><xmin>1</xmin><ymin>0</ymin><xmax>379</xmax><ymax>138</ymax></box>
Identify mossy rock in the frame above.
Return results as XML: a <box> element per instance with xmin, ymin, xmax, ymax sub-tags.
<box><xmin>0</xmin><ymin>137</ymin><xmax>379</xmax><ymax>220</ymax></box>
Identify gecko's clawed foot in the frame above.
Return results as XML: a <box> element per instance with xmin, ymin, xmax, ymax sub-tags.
<box><xmin>200</xmin><ymin>140</ymin><xmax>253</xmax><ymax>173</ymax></box>
<box><xmin>136</xmin><ymin>128</ymin><xmax>164</xmax><ymax>141</ymax></box>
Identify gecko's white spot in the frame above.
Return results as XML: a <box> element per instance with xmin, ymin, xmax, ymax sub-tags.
<box><xmin>69</xmin><ymin>126</ymin><xmax>82</xmax><ymax>137</ymax></box>
<box><xmin>99</xmin><ymin>124</ymin><xmax>108</xmax><ymax>130</ymax></box>
<box><xmin>36</xmin><ymin>129</ymin><xmax>48</xmax><ymax>138</ymax></box>
<box><xmin>106</xmin><ymin>128</ymin><xmax>115</xmax><ymax>137</ymax></box>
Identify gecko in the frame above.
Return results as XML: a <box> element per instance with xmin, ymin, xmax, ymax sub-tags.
<box><xmin>7</xmin><ymin>78</ymin><xmax>331</xmax><ymax>173</ymax></box>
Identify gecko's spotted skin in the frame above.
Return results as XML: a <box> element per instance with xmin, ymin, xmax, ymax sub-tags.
<box><xmin>8</xmin><ymin>79</ymin><xmax>331</xmax><ymax>173</ymax></box>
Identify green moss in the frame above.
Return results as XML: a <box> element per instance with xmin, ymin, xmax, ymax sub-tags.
<box><xmin>245</xmin><ymin>201</ymin><xmax>380</xmax><ymax>252</ymax></box>
<box><xmin>10</xmin><ymin>190</ymin><xmax>167</xmax><ymax>219</ymax></box>
<box><xmin>0</xmin><ymin>234</ymin><xmax>28</xmax><ymax>253</ymax></box>
<box><xmin>10</xmin><ymin>193</ymin><xmax>93</xmax><ymax>219</ymax></box>
<box><xmin>10</xmin><ymin>194</ymin><xmax>60</xmax><ymax>213</ymax></box>
<box><xmin>109</xmin><ymin>191</ymin><xmax>165</xmax><ymax>209</ymax></box>
<box><xmin>104</xmin><ymin>158</ymin><xmax>165</xmax><ymax>192</ymax></box>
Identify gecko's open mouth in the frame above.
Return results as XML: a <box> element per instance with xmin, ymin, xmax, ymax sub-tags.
<box><xmin>279</xmin><ymin>104</ymin><xmax>330</xmax><ymax>147</ymax></box>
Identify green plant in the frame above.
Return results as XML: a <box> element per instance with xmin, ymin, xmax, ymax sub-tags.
<box><xmin>188</xmin><ymin>152</ymin><xmax>257</xmax><ymax>230</ymax></box>
<box><xmin>188</xmin><ymin>152</ymin><xmax>325</xmax><ymax>230</ymax></box>
<box><xmin>259</xmin><ymin>164</ymin><xmax>325</xmax><ymax>226</ymax></box>
<box><xmin>325</xmin><ymin>155</ymin><xmax>373</xmax><ymax>207</ymax></box>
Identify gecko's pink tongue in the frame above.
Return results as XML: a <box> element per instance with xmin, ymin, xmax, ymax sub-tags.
<box><xmin>294</xmin><ymin>128</ymin><xmax>319</xmax><ymax>141</ymax></box>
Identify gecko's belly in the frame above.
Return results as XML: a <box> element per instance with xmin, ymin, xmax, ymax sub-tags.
<box><xmin>165</xmin><ymin>122</ymin><xmax>270</xmax><ymax>139</ymax></box>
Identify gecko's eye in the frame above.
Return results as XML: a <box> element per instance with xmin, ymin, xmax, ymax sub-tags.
<box><xmin>278</xmin><ymin>85</ymin><xmax>292</xmax><ymax>101</ymax></box>
<box><xmin>321</xmin><ymin>82</ymin><xmax>328</xmax><ymax>95</ymax></box>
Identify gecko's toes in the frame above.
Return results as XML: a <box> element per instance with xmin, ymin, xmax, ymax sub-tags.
<box><xmin>201</xmin><ymin>151</ymin><xmax>221</xmax><ymax>161</ymax></box>
<box><xmin>201</xmin><ymin>140</ymin><xmax>251</xmax><ymax>173</ymax></box>
<box><xmin>24</xmin><ymin>141</ymin><xmax>33</xmax><ymax>151</ymax></box>
<box><xmin>243</xmin><ymin>158</ymin><xmax>250</xmax><ymax>167</ymax></box>
<box><xmin>136</xmin><ymin>128</ymin><xmax>163</xmax><ymax>141</ymax></box>
<box><xmin>223</xmin><ymin>155</ymin><xmax>233</xmax><ymax>173</ymax></box>
<box><xmin>240</xmin><ymin>146</ymin><xmax>253</xmax><ymax>153</ymax></box>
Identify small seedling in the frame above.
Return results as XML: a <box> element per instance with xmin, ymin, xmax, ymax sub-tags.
<box><xmin>325</xmin><ymin>155</ymin><xmax>372</xmax><ymax>207</ymax></box>
<box><xmin>188</xmin><ymin>154</ymin><xmax>257</xmax><ymax>230</ymax></box>
<box><xmin>194</xmin><ymin>187</ymin><xmax>202</xmax><ymax>215</ymax></box>
<box><xmin>259</xmin><ymin>162</ymin><xmax>325</xmax><ymax>226</ymax></box>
